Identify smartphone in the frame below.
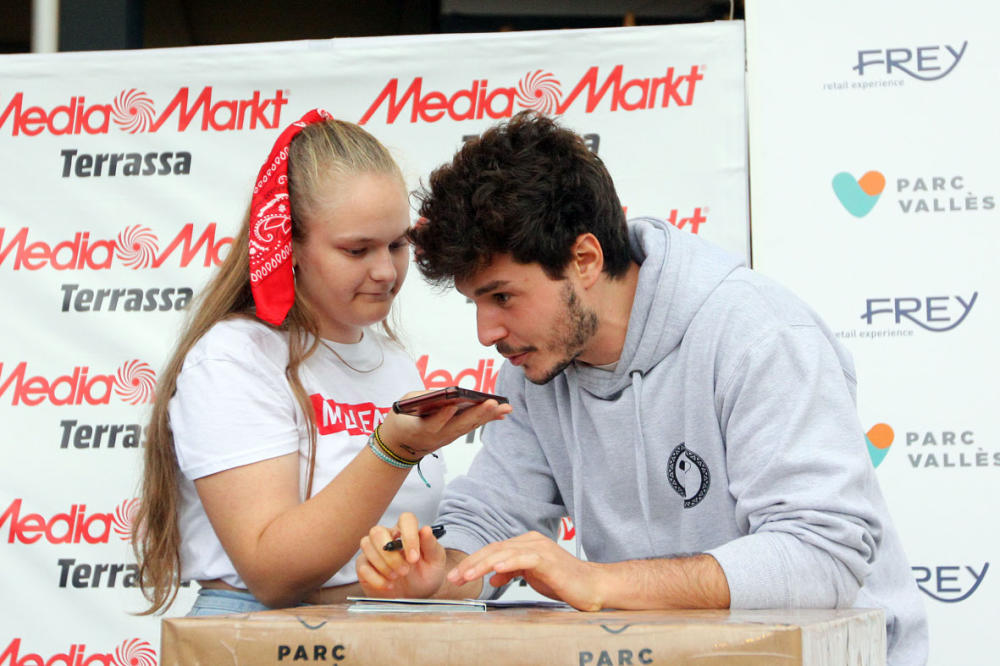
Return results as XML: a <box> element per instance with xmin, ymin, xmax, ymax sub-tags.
<box><xmin>392</xmin><ymin>386</ymin><xmax>509</xmax><ymax>416</ymax></box>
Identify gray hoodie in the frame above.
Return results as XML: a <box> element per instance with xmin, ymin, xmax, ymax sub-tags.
<box><xmin>437</xmin><ymin>217</ymin><xmax>928</xmax><ymax>666</ymax></box>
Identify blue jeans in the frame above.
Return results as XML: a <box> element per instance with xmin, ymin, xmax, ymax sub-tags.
<box><xmin>186</xmin><ymin>588</ymin><xmax>274</xmax><ymax>616</ymax></box>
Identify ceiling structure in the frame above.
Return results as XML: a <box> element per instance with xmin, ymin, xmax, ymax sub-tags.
<box><xmin>1</xmin><ymin>0</ymin><xmax>742</xmax><ymax>54</ymax></box>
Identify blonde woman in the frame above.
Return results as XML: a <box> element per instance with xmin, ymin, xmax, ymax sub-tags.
<box><xmin>132</xmin><ymin>110</ymin><xmax>510</xmax><ymax>616</ymax></box>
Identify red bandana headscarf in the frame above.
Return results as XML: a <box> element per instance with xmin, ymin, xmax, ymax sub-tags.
<box><xmin>249</xmin><ymin>108</ymin><xmax>333</xmax><ymax>326</ymax></box>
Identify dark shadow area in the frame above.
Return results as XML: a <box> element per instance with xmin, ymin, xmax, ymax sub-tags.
<box><xmin>0</xmin><ymin>0</ymin><xmax>743</xmax><ymax>53</ymax></box>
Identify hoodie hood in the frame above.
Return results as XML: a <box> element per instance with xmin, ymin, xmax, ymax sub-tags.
<box><xmin>573</xmin><ymin>217</ymin><xmax>745</xmax><ymax>398</ymax></box>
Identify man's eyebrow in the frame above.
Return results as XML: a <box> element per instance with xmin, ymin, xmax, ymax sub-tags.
<box><xmin>333</xmin><ymin>235</ymin><xmax>377</xmax><ymax>243</ymax></box>
<box><xmin>473</xmin><ymin>280</ymin><xmax>510</xmax><ymax>297</ymax></box>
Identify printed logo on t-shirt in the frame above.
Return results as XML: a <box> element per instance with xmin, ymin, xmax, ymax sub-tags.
<box><xmin>667</xmin><ymin>443</ymin><xmax>710</xmax><ymax>508</ymax></box>
<box><xmin>309</xmin><ymin>394</ymin><xmax>390</xmax><ymax>436</ymax></box>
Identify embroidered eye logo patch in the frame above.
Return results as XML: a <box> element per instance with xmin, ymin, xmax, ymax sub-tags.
<box><xmin>667</xmin><ymin>443</ymin><xmax>710</xmax><ymax>508</ymax></box>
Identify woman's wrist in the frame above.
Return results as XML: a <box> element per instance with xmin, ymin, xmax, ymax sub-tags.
<box><xmin>372</xmin><ymin>423</ymin><xmax>421</xmax><ymax>463</ymax></box>
<box><xmin>368</xmin><ymin>423</ymin><xmax>439</xmax><ymax>489</ymax></box>
<box><xmin>378</xmin><ymin>420</ymin><xmax>438</xmax><ymax>460</ymax></box>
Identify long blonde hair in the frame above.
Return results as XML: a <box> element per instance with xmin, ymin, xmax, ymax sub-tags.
<box><xmin>132</xmin><ymin>118</ymin><xmax>404</xmax><ymax>614</ymax></box>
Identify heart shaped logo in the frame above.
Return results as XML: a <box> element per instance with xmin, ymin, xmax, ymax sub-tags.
<box><xmin>832</xmin><ymin>170</ymin><xmax>886</xmax><ymax>218</ymax></box>
<box><xmin>865</xmin><ymin>422</ymin><xmax>894</xmax><ymax>468</ymax></box>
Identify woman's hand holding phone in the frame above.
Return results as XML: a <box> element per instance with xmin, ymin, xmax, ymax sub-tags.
<box><xmin>377</xmin><ymin>387</ymin><xmax>512</xmax><ymax>461</ymax></box>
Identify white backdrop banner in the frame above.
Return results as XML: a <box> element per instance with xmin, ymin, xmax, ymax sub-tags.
<box><xmin>746</xmin><ymin>1</ymin><xmax>996</xmax><ymax>664</ymax></box>
<box><xmin>0</xmin><ymin>22</ymin><xmax>748</xmax><ymax>662</ymax></box>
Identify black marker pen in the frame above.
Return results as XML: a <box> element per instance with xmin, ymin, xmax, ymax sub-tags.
<box><xmin>383</xmin><ymin>524</ymin><xmax>446</xmax><ymax>551</ymax></box>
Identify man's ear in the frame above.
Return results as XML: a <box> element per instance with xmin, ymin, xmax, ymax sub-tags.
<box><xmin>570</xmin><ymin>233</ymin><xmax>604</xmax><ymax>289</ymax></box>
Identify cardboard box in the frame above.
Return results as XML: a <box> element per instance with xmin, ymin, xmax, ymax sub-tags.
<box><xmin>161</xmin><ymin>605</ymin><xmax>885</xmax><ymax>665</ymax></box>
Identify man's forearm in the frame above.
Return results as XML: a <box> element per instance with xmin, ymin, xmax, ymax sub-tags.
<box><xmin>597</xmin><ymin>553</ymin><xmax>731</xmax><ymax>610</ymax></box>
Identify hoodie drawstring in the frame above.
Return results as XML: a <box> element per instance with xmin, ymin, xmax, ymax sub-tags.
<box><xmin>568</xmin><ymin>369</ymin><xmax>657</xmax><ymax>561</ymax></box>
<box><xmin>631</xmin><ymin>370</ymin><xmax>657</xmax><ymax>555</ymax></box>
<box><xmin>567</xmin><ymin>371</ymin><xmax>586</xmax><ymax>561</ymax></box>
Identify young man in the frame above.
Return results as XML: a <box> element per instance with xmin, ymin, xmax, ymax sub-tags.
<box><xmin>357</xmin><ymin>111</ymin><xmax>928</xmax><ymax>665</ymax></box>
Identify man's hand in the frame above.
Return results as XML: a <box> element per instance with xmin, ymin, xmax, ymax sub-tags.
<box><xmin>446</xmin><ymin>531</ymin><xmax>606</xmax><ymax>611</ymax></box>
<box><xmin>447</xmin><ymin>531</ymin><xmax>731</xmax><ymax>611</ymax></box>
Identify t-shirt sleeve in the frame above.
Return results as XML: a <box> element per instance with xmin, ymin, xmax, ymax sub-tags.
<box><xmin>170</xmin><ymin>334</ymin><xmax>301</xmax><ymax>481</ymax></box>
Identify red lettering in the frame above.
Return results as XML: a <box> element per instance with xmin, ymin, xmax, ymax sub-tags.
<box><xmin>557</xmin><ymin>65</ymin><xmax>623</xmax><ymax>114</ymax></box>
<box><xmin>80</xmin><ymin>513</ymin><xmax>112</xmax><ymax>544</ymax></box>
<box><xmin>3</xmin><ymin>88</ymin><xmax>285</xmax><ymax>136</ymax></box>
<box><xmin>619</xmin><ymin>77</ymin><xmax>650</xmax><ymax>111</ymax></box>
<box><xmin>50</xmin><ymin>234</ymin><xmax>83</xmax><ymax>270</ymax></box>
<box><xmin>0</xmin><ymin>227</ymin><xmax>29</xmax><ymax>267</ymax></box>
<box><xmin>666</xmin><ymin>207</ymin><xmax>708</xmax><ymax>235</ymax></box>
<box><xmin>419</xmin><ymin>91</ymin><xmax>447</xmax><ymax>123</ymax></box>
<box><xmin>19</xmin><ymin>106</ymin><xmax>47</xmax><ymax>136</ymax></box>
<box><xmin>0</xmin><ymin>363</ymin><xmax>119</xmax><ymax>406</ymax></box>
<box><xmin>208</xmin><ymin>99</ymin><xmax>238</xmax><ymax>131</ymax></box>
<box><xmin>0</xmin><ymin>641</ymin><xmax>116</xmax><ymax>666</ymax></box>
<box><xmin>49</xmin><ymin>368</ymin><xmax>82</xmax><ymax>405</ymax></box>
<box><xmin>83</xmin><ymin>374</ymin><xmax>113</xmax><ymax>406</ymax></box>
<box><xmin>0</xmin><ymin>501</ymin><xmax>115</xmax><ymax>545</ymax></box>
<box><xmin>359</xmin><ymin>78</ymin><xmax>424</xmax><ymax>125</ymax></box>
<box><xmin>0</xmin><ymin>229</ymin><xmax>114</xmax><ymax>271</ymax></box>
<box><xmin>0</xmin><ymin>93</ymin><xmax>24</xmax><ymax>134</ymax></box>
<box><xmin>45</xmin><ymin>508</ymin><xmax>76</xmax><ymax>544</ymax></box>
<box><xmin>84</xmin><ymin>239</ymin><xmax>115</xmax><ymax>270</ymax></box>
<box><xmin>310</xmin><ymin>394</ymin><xmax>389</xmax><ymax>436</ymax></box>
<box><xmin>151</xmin><ymin>223</ymin><xmax>233</xmax><ymax>268</ymax></box>
<box><xmin>81</xmin><ymin>104</ymin><xmax>111</xmax><ymax>134</ymax></box>
<box><xmin>0</xmin><ymin>499</ymin><xmax>24</xmax><ymax>543</ymax></box>
<box><xmin>416</xmin><ymin>356</ymin><xmax>499</xmax><ymax>393</ymax></box>
<box><xmin>150</xmin><ymin>86</ymin><xmax>213</xmax><ymax>132</ymax></box>
<box><xmin>0</xmin><ymin>362</ymin><xmax>28</xmax><ymax>405</ymax></box>
<box><xmin>484</xmin><ymin>88</ymin><xmax>515</xmax><ymax>119</ymax></box>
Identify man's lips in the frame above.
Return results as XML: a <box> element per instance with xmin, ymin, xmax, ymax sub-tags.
<box><xmin>505</xmin><ymin>351</ymin><xmax>528</xmax><ymax>366</ymax></box>
<box><xmin>498</xmin><ymin>345</ymin><xmax>535</xmax><ymax>366</ymax></box>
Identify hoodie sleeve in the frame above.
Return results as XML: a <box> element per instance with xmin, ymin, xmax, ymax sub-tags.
<box><xmin>436</xmin><ymin>364</ymin><xmax>567</xmax><ymax>598</ymax></box>
<box><xmin>706</xmin><ymin>322</ymin><xmax>884</xmax><ymax>609</ymax></box>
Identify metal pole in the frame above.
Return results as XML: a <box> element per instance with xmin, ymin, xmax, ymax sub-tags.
<box><xmin>31</xmin><ymin>0</ymin><xmax>60</xmax><ymax>53</ymax></box>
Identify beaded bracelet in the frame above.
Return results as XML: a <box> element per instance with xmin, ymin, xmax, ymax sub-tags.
<box><xmin>367</xmin><ymin>434</ymin><xmax>412</xmax><ymax>469</ymax></box>
<box><xmin>368</xmin><ymin>424</ymin><xmax>436</xmax><ymax>488</ymax></box>
<box><xmin>373</xmin><ymin>424</ymin><xmax>419</xmax><ymax>465</ymax></box>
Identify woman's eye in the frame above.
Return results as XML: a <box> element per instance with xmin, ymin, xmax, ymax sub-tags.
<box><xmin>494</xmin><ymin>293</ymin><xmax>510</xmax><ymax>305</ymax></box>
<box><xmin>344</xmin><ymin>248</ymin><xmax>366</xmax><ymax>257</ymax></box>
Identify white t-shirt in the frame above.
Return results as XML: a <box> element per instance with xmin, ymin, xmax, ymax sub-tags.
<box><xmin>169</xmin><ymin>317</ymin><xmax>443</xmax><ymax>589</ymax></box>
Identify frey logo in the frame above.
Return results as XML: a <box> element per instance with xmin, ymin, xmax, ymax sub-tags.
<box><xmin>1</xmin><ymin>86</ymin><xmax>289</xmax><ymax>136</ymax></box>
<box><xmin>0</xmin><ymin>359</ymin><xmax>156</xmax><ymax>406</ymax></box>
<box><xmin>860</xmin><ymin>293</ymin><xmax>977</xmax><ymax>333</ymax></box>
<box><xmin>913</xmin><ymin>563</ymin><xmax>989</xmax><ymax>603</ymax></box>
<box><xmin>0</xmin><ymin>223</ymin><xmax>233</xmax><ymax>271</ymax></box>
<box><xmin>854</xmin><ymin>41</ymin><xmax>968</xmax><ymax>81</ymax></box>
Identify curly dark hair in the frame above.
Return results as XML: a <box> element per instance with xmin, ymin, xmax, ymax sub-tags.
<box><xmin>411</xmin><ymin>111</ymin><xmax>631</xmax><ymax>285</ymax></box>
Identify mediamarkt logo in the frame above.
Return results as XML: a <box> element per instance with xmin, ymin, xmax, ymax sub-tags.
<box><xmin>0</xmin><ymin>360</ymin><xmax>156</xmax><ymax>406</ymax></box>
<box><xmin>1</xmin><ymin>498</ymin><xmax>136</xmax><ymax>544</ymax></box>
<box><xmin>360</xmin><ymin>65</ymin><xmax>703</xmax><ymax>124</ymax></box>
<box><xmin>1</xmin><ymin>86</ymin><xmax>288</xmax><ymax>136</ymax></box>
<box><xmin>0</xmin><ymin>223</ymin><xmax>232</xmax><ymax>270</ymax></box>
<box><xmin>1</xmin><ymin>638</ymin><xmax>156</xmax><ymax>666</ymax></box>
